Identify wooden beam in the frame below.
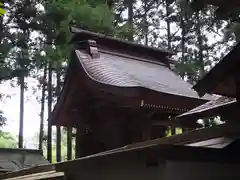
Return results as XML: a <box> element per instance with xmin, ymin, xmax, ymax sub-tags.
<box><xmin>0</xmin><ymin>165</ymin><xmax>55</xmax><ymax>179</ymax></box>
<box><xmin>3</xmin><ymin>171</ymin><xmax>56</xmax><ymax>180</ymax></box>
<box><xmin>152</xmin><ymin>120</ymin><xmax>181</xmax><ymax>127</ymax></box>
<box><xmin>152</xmin><ymin>120</ymin><xmax>200</xmax><ymax>129</ymax></box>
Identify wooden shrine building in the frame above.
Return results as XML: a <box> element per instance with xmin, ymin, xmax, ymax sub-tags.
<box><xmin>50</xmin><ymin>26</ymin><xmax>212</xmax><ymax>158</ymax></box>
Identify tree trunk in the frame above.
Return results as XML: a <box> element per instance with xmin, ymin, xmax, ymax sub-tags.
<box><xmin>47</xmin><ymin>61</ymin><xmax>53</xmax><ymax>162</ymax></box>
<box><xmin>166</xmin><ymin>0</ymin><xmax>171</xmax><ymax>50</ymax></box>
<box><xmin>56</xmin><ymin>65</ymin><xmax>61</xmax><ymax>162</ymax></box>
<box><xmin>39</xmin><ymin>65</ymin><xmax>47</xmax><ymax>150</ymax></box>
<box><xmin>18</xmin><ymin>74</ymin><xmax>24</xmax><ymax>148</ymax></box>
<box><xmin>195</xmin><ymin>12</ymin><xmax>204</xmax><ymax>76</ymax></box>
<box><xmin>143</xmin><ymin>0</ymin><xmax>148</xmax><ymax>45</ymax></box>
<box><xmin>127</xmin><ymin>0</ymin><xmax>133</xmax><ymax>41</ymax></box>
<box><xmin>179</xmin><ymin>7</ymin><xmax>186</xmax><ymax>79</ymax></box>
<box><xmin>180</xmin><ymin>8</ymin><xmax>185</xmax><ymax>60</ymax></box>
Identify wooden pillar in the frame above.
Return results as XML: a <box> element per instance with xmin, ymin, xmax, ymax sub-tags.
<box><xmin>182</xmin><ymin>128</ymin><xmax>185</xmax><ymax>133</ymax></box>
<box><xmin>71</xmin><ymin>109</ymin><xmax>85</xmax><ymax>159</ymax></box>
<box><xmin>67</xmin><ymin>126</ymin><xmax>72</xmax><ymax>160</ymax></box>
<box><xmin>235</xmin><ymin>72</ymin><xmax>240</xmax><ymax>120</ymax></box>
<box><xmin>171</xmin><ymin>126</ymin><xmax>176</xmax><ymax>136</ymax></box>
<box><xmin>56</xmin><ymin>126</ymin><xmax>61</xmax><ymax>162</ymax></box>
<box><xmin>130</xmin><ymin>118</ymin><xmax>143</xmax><ymax>143</ymax></box>
<box><xmin>75</xmin><ymin>127</ymin><xmax>82</xmax><ymax>158</ymax></box>
<box><xmin>152</xmin><ymin>126</ymin><xmax>167</xmax><ymax>138</ymax></box>
<box><xmin>141</xmin><ymin>118</ymin><xmax>152</xmax><ymax>141</ymax></box>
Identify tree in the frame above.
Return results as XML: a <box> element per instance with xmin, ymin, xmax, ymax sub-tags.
<box><xmin>0</xmin><ymin>110</ymin><xmax>6</xmax><ymax>128</ymax></box>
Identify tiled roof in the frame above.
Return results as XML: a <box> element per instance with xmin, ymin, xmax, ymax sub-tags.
<box><xmin>76</xmin><ymin>50</ymin><xmax>212</xmax><ymax>100</ymax></box>
<box><xmin>177</xmin><ymin>96</ymin><xmax>236</xmax><ymax>118</ymax></box>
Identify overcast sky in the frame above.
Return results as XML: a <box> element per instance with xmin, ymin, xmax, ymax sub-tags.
<box><xmin>0</xmin><ymin>77</ymin><xmax>48</xmax><ymax>148</ymax></box>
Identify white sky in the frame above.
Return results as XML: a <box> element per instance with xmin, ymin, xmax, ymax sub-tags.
<box><xmin>0</xmin><ymin>77</ymin><xmax>48</xmax><ymax>148</ymax></box>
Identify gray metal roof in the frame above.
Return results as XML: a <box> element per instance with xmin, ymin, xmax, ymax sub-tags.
<box><xmin>0</xmin><ymin>148</ymin><xmax>49</xmax><ymax>172</ymax></box>
<box><xmin>76</xmin><ymin>50</ymin><xmax>213</xmax><ymax>100</ymax></box>
<box><xmin>186</xmin><ymin>137</ymin><xmax>235</xmax><ymax>148</ymax></box>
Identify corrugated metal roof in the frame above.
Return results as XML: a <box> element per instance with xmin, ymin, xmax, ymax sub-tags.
<box><xmin>178</xmin><ymin>96</ymin><xmax>236</xmax><ymax>118</ymax></box>
<box><xmin>76</xmin><ymin>50</ymin><xmax>213</xmax><ymax>100</ymax></box>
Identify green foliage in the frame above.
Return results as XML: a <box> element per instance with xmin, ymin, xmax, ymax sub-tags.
<box><xmin>0</xmin><ymin>132</ymin><xmax>18</xmax><ymax>148</ymax></box>
<box><xmin>166</xmin><ymin>127</ymin><xmax>183</xmax><ymax>137</ymax></box>
<box><xmin>0</xmin><ymin>2</ymin><xmax>5</xmax><ymax>16</ymax></box>
<box><xmin>46</xmin><ymin>0</ymin><xmax>116</xmax><ymax>43</ymax></box>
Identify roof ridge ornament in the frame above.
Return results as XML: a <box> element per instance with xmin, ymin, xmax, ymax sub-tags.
<box><xmin>87</xmin><ymin>39</ymin><xmax>100</xmax><ymax>59</ymax></box>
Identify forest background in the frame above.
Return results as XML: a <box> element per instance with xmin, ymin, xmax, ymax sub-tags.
<box><xmin>0</xmin><ymin>0</ymin><xmax>238</xmax><ymax>162</ymax></box>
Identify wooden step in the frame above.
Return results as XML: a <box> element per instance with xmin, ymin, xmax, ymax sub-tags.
<box><xmin>3</xmin><ymin>171</ymin><xmax>65</xmax><ymax>180</ymax></box>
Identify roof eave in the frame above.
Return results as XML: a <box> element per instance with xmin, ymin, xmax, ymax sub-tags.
<box><xmin>193</xmin><ymin>43</ymin><xmax>240</xmax><ymax>97</ymax></box>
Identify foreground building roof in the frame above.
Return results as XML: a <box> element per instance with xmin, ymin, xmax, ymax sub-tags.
<box><xmin>193</xmin><ymin>43</ymin><xmax>240</xmax><ymax>97</ymax></box>
<box><xmin>3</xmin><ymin>141</ymin><xmax>240</xmax><ymax>180</ymax></box>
